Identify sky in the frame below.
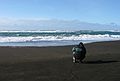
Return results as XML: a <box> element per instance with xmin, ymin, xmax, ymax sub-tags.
<box><xmin>0</xmin><ymin>0</ymin><xmax>120</xmax><ymax>30</ymax></box>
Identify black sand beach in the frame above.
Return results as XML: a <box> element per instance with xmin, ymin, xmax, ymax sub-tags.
<box><xmin>0</xmin><ymin>40</ymin><xmax>120</xmax><ymax>81</ymax></box>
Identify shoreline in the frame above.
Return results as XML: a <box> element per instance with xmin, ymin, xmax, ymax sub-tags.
<box><xmin>0</xmin><ymin>40</ymin><xmax>120</xmax><ymax>48</ymax></box>
<box><xmin>0</xmin><ymin>40</ymin><xmax>119</xmax><ymax>48</ymax></box>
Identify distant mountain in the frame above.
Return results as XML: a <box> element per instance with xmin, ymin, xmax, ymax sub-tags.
<box><xmin>0</xmin><ymin>19</ymin><xmax>119</xmax><ymax>31</ymax></box>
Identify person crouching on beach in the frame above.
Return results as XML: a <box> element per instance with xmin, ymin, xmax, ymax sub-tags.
<box><xmin>72</xmin><ymin>42</ymin><xmax>86</xmax><ymax>63</ymax></box>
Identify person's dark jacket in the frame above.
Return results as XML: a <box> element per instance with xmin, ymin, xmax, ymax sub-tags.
<box><xmin>78</xmin><ymin>42</ymin><xmax>86</xmax><ymax>60</ymax></box>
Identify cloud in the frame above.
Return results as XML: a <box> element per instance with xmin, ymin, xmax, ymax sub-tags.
<box><xmin>0</xmin><ymin>18</ymin><xmax>119</xmax><ymax>30</ymax></box>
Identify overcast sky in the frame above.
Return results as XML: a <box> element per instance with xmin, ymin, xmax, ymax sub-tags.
<box><xmin>0</xmin><ymin>0</ymin><xmax>120</xmax><ymax>30</ymax></box>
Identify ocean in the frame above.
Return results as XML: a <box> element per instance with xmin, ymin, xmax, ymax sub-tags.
<box><xmin>0</xmin><ymin>30</ymin><xmax>120</xmax><ymax>47</ymax></box>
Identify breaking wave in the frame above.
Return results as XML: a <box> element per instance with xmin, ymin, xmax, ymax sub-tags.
<box><xmin>0</xmin><ymin>30</ymin><xmax>120</xmax><ymax>46</ymax></box>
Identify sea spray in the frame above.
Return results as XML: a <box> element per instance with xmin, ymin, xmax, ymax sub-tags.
<box><xmin>0</xmin><ymin>30</ymin><xmax>119</xmax><ymax>46</ymax></box>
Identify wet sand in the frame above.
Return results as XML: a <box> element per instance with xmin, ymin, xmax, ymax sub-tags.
<box><xmin>0</xmin><ymin>40</ymin><xmax>120</xmax><ymax>81</ymax></box>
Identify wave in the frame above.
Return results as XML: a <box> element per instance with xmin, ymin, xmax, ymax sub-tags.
<box><xmin>0</xmin><ymin>34</ymin><xmax>119</xmax><ymax>42</ymax></box>
<box><xmin>0</xmin><ymin>30</ymin><xmax>120</xmax><ymax>43</ymax></box>
<box><xmin>0</xmin><ymin>30</ymin><xmax>120</xmax><ymax>37</ymax></box>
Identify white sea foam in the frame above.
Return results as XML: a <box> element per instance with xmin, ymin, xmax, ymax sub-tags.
<box><xmin>0</xmin><ymin>34</ymin><xmax>119</xmax><ymax>42</ymax></box>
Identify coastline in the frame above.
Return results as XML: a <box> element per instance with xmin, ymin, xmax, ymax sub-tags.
<box><xmin>0</xmin><ymin>40</ymin><xmax>120</xmax><ymax>81</ymax></box>
<box><xmin>0</xmin><ymin>39</ymin><xmax>119</xmax><ymax>48</ymax></box>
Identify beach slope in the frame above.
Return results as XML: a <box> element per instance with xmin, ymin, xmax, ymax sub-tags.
<box><xmin>0</xmin><ymin>41</ymin><xmax>120</xmax><ymax>81</ymax></box>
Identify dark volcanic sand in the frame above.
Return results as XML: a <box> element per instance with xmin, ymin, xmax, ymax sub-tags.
<box><xmin>0</xmin><ymin>40</ymin><xmax>120</xmax><ymax>81</ymax></box>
